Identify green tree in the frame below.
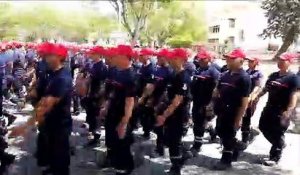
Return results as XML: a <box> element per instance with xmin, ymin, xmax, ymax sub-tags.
<box><xmin>110</xmin><ymin>0</ymin><xmax>157</xmax><ymax>44</ymax></box>
<box><xmin>261</xmin><ymin>0</ymin><xmax>300</xmax><ymax>59</ymax></box>
<box><xmin>143</xmin><ymin>1</ymin><xmax>207</xmax><ymax>47</ymax></box>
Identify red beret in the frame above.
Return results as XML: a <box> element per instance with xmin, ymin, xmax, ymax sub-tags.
<box><xmin>155</xmin><ymin>48</ymin><xmax>170</xmax><ymax>58</ymax></box>
<box><xmin>196</xmin><ymin>49</ymin><xmax>212</xmax><ymax>60</ymax></box>
<box><xmin>224</xmin><ymin>48</ymin><xmax>246</xmax><ymax>59</ymax></box>
<box><xmin>139</xmin><ymin>48</ymin><xmax>154</xmax><ymax>57</ymax></box>
<box><xmin>279</xmin><ymin>53</ymin><xmax>298</xmax><ymax>63</ymax></box>
<box><xmin>86</xmin><ymin>46</ymin><xmax>105</xmax><ymax>55</ymax></box>
<box><xmin>169</xmin><ymin>48</ymin><xmax>189</xmax><ymax>60</ymax></box>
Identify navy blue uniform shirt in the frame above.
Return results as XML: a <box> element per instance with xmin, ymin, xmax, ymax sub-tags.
<box><xmin>151</xmin><ymin>65</ymin><xmax>173</xmax><ymax>104</ymax></box>
<box><xmin>167</xmin><ymin>69</ymin><xmax>192</xmax><ymax>117</ymax></box>
<box><xmin>108</xmin><ymin>68</ymin><xmax>137</xmax><ymax>121</ymax></box>
<box><xmin>246</xmin><ymin>69</ymin><xmax>263</xmax><ymax>92</ymax></box>
<box><xmin>265</xmin><ymin>71</ymin><xmax>300</xmax><ymax>110</ymax></box>
<box><xmin>136</xmin><ymin>62</ymin><xmax>156</xmax><ymax>97</ymax></box>
<box><xmin>36</xmin><ymin>59</ymin><xmax>51</xmax><ymax>99</ymax></box>
<box><xmin>105</xmin><ymin>66</ymin><xmax>118</xmax><ymax>99</ymax></box>
<box><xmin>89</xmin><ymin>60</ymin><xmax>107</xmax><ymax>97</ymax></box>
<box><xmin>191</xmin><ymin>65</ymin><xmax>220</xmax><ymax>106</ymax></box>
<box><xmin>217</xmin><ymin>69</ymin><xmax>251</xmax><ymax>107</ymax></box>
<box><xmin>44</xmin><ymin>67</ymin><xmax>73</xmax><ymax>131</ymax></box>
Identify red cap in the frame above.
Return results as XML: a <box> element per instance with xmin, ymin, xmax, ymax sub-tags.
<box><xmin>169</xmin><ymin>48</ymin><xmax>189</xmax><ymax>60</ymax></box>
<box><xmin>139</xmin><ymin>48</ymin><xmax>154</xmax><ymax>57</ymax></box>
<box><xmin>279</xmin><ymin>53</ymin><xmax>298</xmax><ymax>63</ymax></box>
<box><xmin>37</xmin><ymin>42</ymin><xmax>68</xmax><ymax>59</ymax></box>
<box><xmin>196</xmin><ymin>49</ymin><xmax>212</xmax><ymax>60</ymax></box>
<box><xmin>37</xmin><ymin>42</ymin><xmax>52</xmax><ymax>56</ymax></box>
<box><xmin>155</xmin><ymin>48</ymin><xmax>170</xmax><ymax>58</ymax></box>
<box><xmin>51</xmin><ymin>44</ymin><xmax>68</xmax><ymax>59</ymax></box>
<box><xmin>224</xmin><ymin>48</ymin><xmax>246</xmax><ymax>59</ymax></box>
<box><xmin>132</xmin><ymin>50</ymin><xmax>140</xmax><ymax>60</ymax></box>
<box><xmin>86</xmin><ymin>46</ymin><xmax>105</xmax><ymax>55</ymax></box>
<box><xmin>247</xmin><ymin>57</ymin><xmax>260</xmax><ymax>64</ymax></box>
<box><xmin>116</xmin><ymin>45</ymin><xmax>133</xmax><ymax>58</ymax></box>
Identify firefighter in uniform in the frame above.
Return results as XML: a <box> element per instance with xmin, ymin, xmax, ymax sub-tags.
<box><xmin>156</xmin><ymin>48</ymin><xmax>191</xmax><ymax>175</ymax></box>
<box><xmin>11</xmin><ymin>43</ymin><xmax>73</xmax><ymax>175</ymax></box>
<box><xmin>85</xmin><ymin>46</ymin><xmax>108</xmax><ymax>146</ymax></box>
<box><xmin>190</xmin><ymin>49</ymin><xmax>220</xmax><ymax>156</ymax></box>
<box><xmin>241</xmin><ymin>57</ymin><xmax>263</xmax><ymax>145</ymax></box>
<box><xmin>257</xmin><ymin>53</ymin><xmax>300</xmax><ymax>166</ymax></box>
<box><xmin>149</xmin><ymin>48</ymin><xmax>173</xmax><ymax>157</ymax></box>
<box><xmin>134</xmin><ymin>48</ymin><xmax>156</xmax><ymax>139</ymax></box>
<box><xmin>105</xmin><ymin>45</ymin><xmax>136</xmax><ymax>175</ymax></box>
<box><xmin>213</xmin><ymin>48</ymin><xmax>251</xmax><ymax>170</ymax></box>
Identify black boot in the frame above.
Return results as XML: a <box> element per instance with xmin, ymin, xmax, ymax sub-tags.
<box><xmin>190</xmin><ymin>142</ymin><xmax>202</xmax><ymax>157</ymax></box>
<box><xmin>232</xmin><ymin>149</ymin><xmax>240</xmax><ymax>162</ymax></box>
<box><xmin>167</xmin><ymin>164</ymin><xmax>181</xmax><ymax>175</ymax></box>
<box><xmin>264</xmin><ymin>146</ymin><xmax>282</xmax><ymax>166</ymax></box>
<box><xmin>242</xmin><ymin>131</ymin><xmax>250</xmax><ymax>144</ymax></box>
<box><xmin>213</xmin><ymin>151</ymin><xmax>232</xmax><ymax>170</ymax></box>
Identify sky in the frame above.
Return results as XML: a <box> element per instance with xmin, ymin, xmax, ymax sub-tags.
<box><xmin>9</xmin><ymin>1</ymin><xmax>115</xmax><ymax>14</ymax></box>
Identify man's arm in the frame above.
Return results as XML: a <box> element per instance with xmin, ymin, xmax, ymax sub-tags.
<box><xmin>234</xmin><ymin>97</ymin><xmax>249</xmax><ymax>129</ymax></box>
<box><xmin>35</xmin><ymin>96</ymin><xmax>60</xmax><ymax>124</ymax></box>
<box><xmin>161</xmin><ymin>95</ymin><xmax>183</xmax><ymax>119</ymax></box>
<box><xmin>138</xmin><ymin>83</ymin><xmax>155</xmax><ymax>104</ymax></box>
<box><xmin>121</xmin><ymin>97</ymin><xmax>135</xmax><ymax>124</ymax></box>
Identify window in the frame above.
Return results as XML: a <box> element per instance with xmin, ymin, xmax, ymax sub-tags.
<box><xmin>208</xmin><ymin>38</ymin><xmax>219</xmax><ymax>43</ymax></box>
<box><xmin>228</xmin><ymin>18</ymin><xmax>235</xmax><ymax>28</ymax></box>
<box><xmin>228</xmin><ymin>36</ymin><xmax>235</xmax><ymax>44</ymax></box>
<box><xmin>212</xmin><ymin>25</ymin><xmax>220</xmax><ymax>33</ymax></box>
<box><xmin>240</xmin><ymin>30</ymin><xmax>245</xmax><ymax>41</ymax></box>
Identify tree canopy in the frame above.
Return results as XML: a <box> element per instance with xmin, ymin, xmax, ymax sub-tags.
<box><xmin>0</xmin><ymin>2</ymin><xmax>118</xmax><ymax>42</ymax></box>
<box><xmin>261</xmin><ymin>0</ymin><xmax>300</xmax><ymax>59</ymax></box>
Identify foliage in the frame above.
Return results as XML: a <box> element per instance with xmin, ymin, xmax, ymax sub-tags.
<box><xmin>261</xmin><ymin>0</ymin><xmax>300</xmax><ymax>59</ymax></box>
<box><xmin>109</xmin><ymin>0</ymin><xmax>156</xmax><ymax>44</ymax></box>
<box><xmin>0</xmin><ymin>2</ymin><xmax>117</xmax><ymax>42</ymax></box>
<box><xmin>142</xmin><ymin>1</ymin><xmax>207</xmax><ymax>47</ymax></box>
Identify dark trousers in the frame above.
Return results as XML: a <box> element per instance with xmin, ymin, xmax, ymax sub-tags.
<box><xmin>259</xmin><ymin>107</ymin><xmax>289</xmax><ymax>161</ymax></box>
<box><xmin>241</xmin><ymin>99</ymin><xmax>258</xmax><ymax>141</ymax></box>
<box><xmin>140</xmin><ymin>105</ymin><xmax>155</xmax><ymax>135</ymax></box>
<box><xmin>164</xmin><ymin>115</ymin><xmax>184</xmax><ymax>168</ymax></box>
<box><xmin>192</xmin><ymin>105</ymin><xmax>215</xmax><ymax>149</ymax></box>
<box><xmin>216</xmin><ymin>107</ymin><xmax>238</xmax><ymax>164</ymax></box>
<box><xmin>37</xmin><ymin>128</ymin><xmax>70</xmax><ymax>175</ymax></box>
<box><xmin>36</xmin><ymin>126</ymin><xmax>49</xmax><ymax>167</ymax></box>
<box><xmin>153</xmin><ymin>126</ymin><xmax>164</xmax><ymax>154</ymax></box>
<box><xmin>85</xmin><ymin>97</ymin><xmax>100</xmax><ymax>133</ymax></box>
<box><xmin>105</xmin><ymin>115</ymin><xmax>134</xmax><ymax>174</ymax></box>
<box><xmin>72</xmin><ymin>94</ymin><xmax>80</xmax><ymax>113</ymax></box>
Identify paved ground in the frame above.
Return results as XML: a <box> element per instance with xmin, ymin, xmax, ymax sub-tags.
<box><xmin>4</xmin><ymin>62</ymin><xmax>300</xmax><ymax>175</ymax></box>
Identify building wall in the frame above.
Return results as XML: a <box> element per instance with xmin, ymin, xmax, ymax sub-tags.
<box><xmin>205</xmin><ymin>1</ymin><xmax>282</xmax><ymax>53</ymax></box>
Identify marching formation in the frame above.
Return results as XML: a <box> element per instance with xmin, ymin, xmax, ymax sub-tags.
<box><xmin>0</xmin><ymin>41</ymin><xmax>299</xmax><ymax>175</ymax></box>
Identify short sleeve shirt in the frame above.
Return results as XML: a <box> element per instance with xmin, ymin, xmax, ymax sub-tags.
<box><xmin>217</xmin><ymin>69</ymin><xmax>251</xmax><ymax>107</ymax></box>
<box><xmin>191</xmin><ymin>65</ymin><xmax>220</xmax><ymax>105</ymax></box>
<box><xmin>265</xmin><ymin>71</ymin><xmax>300</xmax><ymax>110</ymax></box>
<box><xmin>44</xmin><ymin>67</ymin><xmax>73</xmax><ymax>131</ymax></box>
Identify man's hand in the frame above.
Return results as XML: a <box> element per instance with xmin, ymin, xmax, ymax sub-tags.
<box><xmin>138</xmin><ymin>97</ymin><xmax>145</xmax><ymax>105</ymax></box>
<box><xmin>234</xmin><ymin>119</ymin><xmax>242</xmax><ymax>130</ymax></box>
<box><xmin>155</xmin><ymin>115</ymin><xmax>166</xmax><ymax>127</ymax></box>
<box><xmin>116</xmin><ymin>122</ymin><xmax>127</xmax><ymax>139</ymax></box>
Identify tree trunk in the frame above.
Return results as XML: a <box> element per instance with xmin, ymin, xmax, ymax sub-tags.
<box><xmin>273</xmin><ymin>26</ymin><xmax>297</xmax><ymax>60</ymax></box>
